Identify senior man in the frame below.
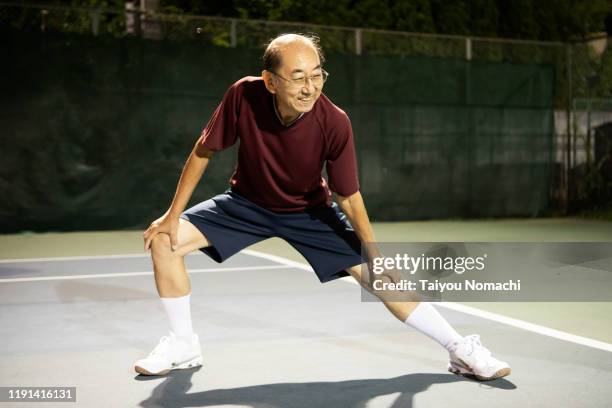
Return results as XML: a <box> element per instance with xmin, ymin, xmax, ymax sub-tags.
<box><xmin>135</xmin><ymin>33</ymin><xmax>510</xmax><ymax>381</ymax></box>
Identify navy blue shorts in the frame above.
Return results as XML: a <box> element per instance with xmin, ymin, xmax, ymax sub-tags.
<box><xmin>179</xmin><ymin>190</ymin><xmax>365</xmax><ymax>283</ymax></box>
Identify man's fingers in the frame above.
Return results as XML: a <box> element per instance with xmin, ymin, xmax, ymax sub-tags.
<box><xmin>142</xmin><ymin>230</ymin><xmax>149</xmax><ymax>250</ymax></box>
<box><xmin>170</xmin><ymin>231</ymin><xmax>178</xmax><ymax>251</ymax></box>
<box><xmin>144</xmin><ymin>236</ymin><xmax>152</xmax><ymax>251</ymax></box>
<box><xmin>144</xmin><ymin>227</ymin><xmax>157</xmax><ymax>251</ymax></box>
<box><xmin>379</xmin><ymin>270</ymin><xmax>401</xmax><ymax>285</ymax></box>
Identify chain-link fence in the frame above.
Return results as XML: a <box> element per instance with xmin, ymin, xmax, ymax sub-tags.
<box><xmin>2</xmin><ymin>2</ymin><xmax>610</xmax><ymax>213</ymax></box>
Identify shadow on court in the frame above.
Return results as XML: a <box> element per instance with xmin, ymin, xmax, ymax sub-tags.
<box><xmin>135</xmin><ymin>368</ymin><xmax>517</xmax><ymax>408</ymax></box>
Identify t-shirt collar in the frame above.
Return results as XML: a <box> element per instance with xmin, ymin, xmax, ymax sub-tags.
<box><xmin>273</xmin><ymin>95</ymin><xmax>304</xmax><ymax>127</ymax></box>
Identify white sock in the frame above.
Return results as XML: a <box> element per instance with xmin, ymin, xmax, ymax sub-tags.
<box><xmin>160</xmin><ymin>293</ymin><xmax>194</xmax><ymax>342</ymax></box>
<box><xmin>404</xmin><ymin>303</ymin><xmax>463</xmax><ymax>351</ymax></box>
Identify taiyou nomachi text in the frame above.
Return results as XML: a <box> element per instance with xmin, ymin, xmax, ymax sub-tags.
<box><xmin>372</xmin><ymin>279</ymin><xmax>522</xmax><ymax>292</ymax></box>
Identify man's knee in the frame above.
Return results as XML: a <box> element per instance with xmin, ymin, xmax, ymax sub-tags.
<box><xmin>150</xmin><ymin>234</ymin><xmax>177</xmax><ymax>259</ymax></box>
<box><xmin>346</xmin><ymin>264</ymin><xmax>370</xmax><ymax>287</ymax></box>
<box><xmin>346</xmin><ymin>264</ymin><xmax>420</xmax><ymax>303</ymax></box>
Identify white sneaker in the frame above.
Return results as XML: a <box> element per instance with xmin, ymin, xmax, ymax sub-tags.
<box><xmin>134</xmin><ymin>332</ymin><xmax>203</xmax><ymax>376</ymax></box>
<box><xmin>448</xmin><ymin>334</ymin><xmax>511</xmax><ymax>381</ymax></box>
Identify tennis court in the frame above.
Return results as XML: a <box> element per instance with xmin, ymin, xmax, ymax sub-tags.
<box><xmin>1</xmin><ymin>220</ymin><xmax>611</xmax><ymax>407</ymax></box>
<box><xmin>4</xmin><ymin>2</ymin><xmax>612</xmax><ymax>407</ymax></box>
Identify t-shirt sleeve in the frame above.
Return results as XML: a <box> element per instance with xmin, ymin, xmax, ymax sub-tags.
<box><xmin>325</xmin><ymin>112</ymin><xmax>360</xmax><ymax>196</ymax></box>
<box><xmin>197</xmin><ymin>81</ymin><xmax>241</xmax><ymax>151</ymax></box>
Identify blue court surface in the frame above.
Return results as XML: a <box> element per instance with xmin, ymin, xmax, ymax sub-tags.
<box><xmin>1</xmin><ymin>250</ymin><xmax>611</xmax><ymax>407</ymax></box>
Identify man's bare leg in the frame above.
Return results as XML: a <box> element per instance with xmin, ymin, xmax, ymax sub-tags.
<box><xmin>135</xmin><ymin>218</ymin><xmax>211</xmax><ymax>375</ymax></box>
<box><xmin>345</xmin><ymin>264</ymin><xmax>462</xmax><ymax>351</ymax></box>
<box><xmin>148</xmin><ymin>218</ymin><xmax>210</xmax><ymax>338</ymax></box>
<box><xmin>345</xmin><ymin>264</ymin><xmax>420</xmax><ymax>320</ymax></box>
<box><xmin>149</xmin><ymin>218</ymin><xmax>211</xmax><ymax>298</ymax></box>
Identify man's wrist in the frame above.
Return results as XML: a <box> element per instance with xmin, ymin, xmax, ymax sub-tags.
<box><xmin>363</xmin><ymin>242</ymin><xmax>382</xmax><ymax>262</ymax></box>
<box><xmin>167</xmin><ymin>207</ymin><xmax>183</xmax><ymax>218</ymax></box>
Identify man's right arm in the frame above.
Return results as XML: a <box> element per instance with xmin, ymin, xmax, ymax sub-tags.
<box><xmin>168</xmin><ymin>142</ymin><xmax>214</xmax><ymax>218</ymax></box>
<box><xmin>143</xmin><ymin>141</ymin><xmax>214</xmax><ymax>251</ymax></box>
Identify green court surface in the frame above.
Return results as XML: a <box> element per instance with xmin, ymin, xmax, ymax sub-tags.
<box><xmin>1</xmin><ymin>217</ymin><xmax>611</xmax><ymax>344</ymax></box>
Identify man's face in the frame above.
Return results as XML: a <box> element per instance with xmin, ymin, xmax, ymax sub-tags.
<box><xmin>272</xmin><ymin>43</ymin><xmax>323</xmax><ymax>115</ymax></box>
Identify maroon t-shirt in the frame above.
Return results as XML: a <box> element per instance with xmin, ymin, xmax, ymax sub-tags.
<box><xmin>198</xmin><ymin>76</ymin><xmax>360</xmax><ymax>212</ymax></box>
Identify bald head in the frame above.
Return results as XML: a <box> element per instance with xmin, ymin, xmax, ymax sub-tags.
<box><xmin>261</xmin><ymin>33</ymin><xmax>326</xmax><ymax>124</ymax></box>
<box><xmin>262</xmin><ymin>33</ymin><xmax>325</xmax><ymax>72</ymax></box>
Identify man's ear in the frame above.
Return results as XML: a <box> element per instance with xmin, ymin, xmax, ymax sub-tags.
<box><xmin>262</xmin><ymin>70</ymin><xmax>276</xmax><ymax>94</ymax></box>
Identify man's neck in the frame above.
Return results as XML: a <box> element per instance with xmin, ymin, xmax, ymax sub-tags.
<box><xmin>273</xmin><ymin>95</ymin><xmax>302</xmax><ymax>126</ymax></box>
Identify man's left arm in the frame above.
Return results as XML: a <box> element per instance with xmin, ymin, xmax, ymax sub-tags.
<box><xmin>336</xmin><ymin>191</ymin><xmax>380</xmax><ymax>262</ymax></box>
<box><xmin>337</xmin><ymin>191</ymin><xmax>407</xmax><ymax>290</ymax></box>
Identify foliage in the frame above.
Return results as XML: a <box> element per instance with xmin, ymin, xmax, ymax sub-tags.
<box><xmin>156</xmin><ymin>0</ymin><xmax>610</xmax><ymax>41</ymax></box>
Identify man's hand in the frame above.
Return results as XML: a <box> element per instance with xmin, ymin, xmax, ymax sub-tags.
<box><xmin>143</xmin><ymin>210</ymin><xmax>180</xmax><ymax>251</ymax></box>
<box><xmin>366</xmin><ymin>253</ymin><xmax>402</xmax><ymax>290</ymax></box>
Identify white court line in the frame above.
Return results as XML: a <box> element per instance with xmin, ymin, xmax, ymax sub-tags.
<box><xmin>0</xmin><ymin>264</ymin><xmax>289</xmax><ymax>283</ymax></box>
<box><xmin>244</xmin><ymin>249</ymin><xmax>612</xmax><ymax>354</ymax></box>
<box><xmin>0</xmin><ymin>252</ymin><xmax>179</xmax><ymax>264</ymax></box>
<box><xmin>432</xmin><ymin>302</ymin><xmax>612</xmax><ymax>353</ymax></box>
<box><xmin>242</xmin><ymin>249</ymin><xmax>315</xmax><ymax>270</ymax></box>
<box><xmin>2</xmin><ymin>250</ymin><xmax>612</xmax><ymax>353</ymax></box>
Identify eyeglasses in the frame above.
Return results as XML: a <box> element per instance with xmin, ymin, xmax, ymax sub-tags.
<box><xmin>270</xmin><ymin>69</ymin><xmax>329</xmax><ymax>89</ymax></box>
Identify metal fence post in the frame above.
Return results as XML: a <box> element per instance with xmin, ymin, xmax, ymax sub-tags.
<box><xmin>230</xmin><ymin>19</ymin><xmax>237</xmax><ymax>47</ymax></box>
<box><xmin>465</xmin><ymin>37</ymin><xmax>472</xmax><ymax>61</ymax></box>
<box><xmin>40</xmin><ymin>9</ymin><xmax>48</xmax><ymax>32</ymax></box>
<box><xmin>355</xmin><ymin>28</ymin><xmax>362</xmax><ymax>55</ymax></box>
<box><xmin>566</xmin><ymin>43</ymin><xmax>572</xmax><ymax>211</ymax></box>
<box><xmin>90</xmin><ymin>11</ymin><xmax>100</xmax><ymax>36</ymax></box>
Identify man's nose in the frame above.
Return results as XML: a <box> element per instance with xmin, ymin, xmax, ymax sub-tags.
<box><xmin>301</xmin><ymin>78</ymin><xmax>316</xmax><ymax>93</ymax></box>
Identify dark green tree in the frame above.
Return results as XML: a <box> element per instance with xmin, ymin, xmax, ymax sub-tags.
<box><xmin>496</xmin><ymin>0</ymin><xmax>539</xmax><ymax>40</ymax></box>
<box><xmin>431</xmin><ymin>0</ymin><xmax>470</xmax><ymax>35</ymax></box>
<box><xmin>393</xmin><ymin>0</ymin><xmax>436</xmax><ymax>33</ymax></box>
<box><xmin>48</xmin><ymin>0</ymin><xmax>612</xmax><ymax>41</ymax></box>
<box><xmin>467</xmin><ymin>0</ymin><xmax>498</xmax><ymax>37</ymax></box>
